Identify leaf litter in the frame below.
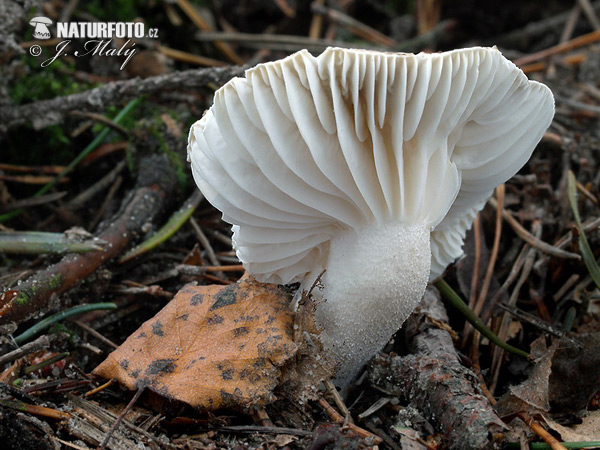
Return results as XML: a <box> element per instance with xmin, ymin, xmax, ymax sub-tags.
<box><xmin>94</xmin><ymin>277</ymin><xmax>300</xmax><ymax>410</ymax></box>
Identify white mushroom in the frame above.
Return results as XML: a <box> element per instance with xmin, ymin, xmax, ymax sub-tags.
<box><xmin>187</xmin><ymin>47</ymin><xmax>554</xmax><ymax>387</ymax></box>
<box><xmin>30</xmin><ymin>17</ymin><xmax>52</xmax><ymax>40</ymax></box>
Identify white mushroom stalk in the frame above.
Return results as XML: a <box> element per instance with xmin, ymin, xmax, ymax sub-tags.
<box><xmin>188</xmin><ymin>47</ymin><xmax>554</xmax><ymax>387</ymax></box>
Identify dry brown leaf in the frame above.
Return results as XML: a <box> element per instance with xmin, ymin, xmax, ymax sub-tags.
<box><xmin>94</xmin><ymin>278</ymin><xmax>298</xmax><ymax>410</ymax></box>
<box><xmin>495</xmin><ymin>341</ymin><xmax>556</xmax><ymax>418</ymax></box>
<box><xmin>542</xmin><ymin>410</ymin><xmax>600</xmax><ymax>441</ymax></box>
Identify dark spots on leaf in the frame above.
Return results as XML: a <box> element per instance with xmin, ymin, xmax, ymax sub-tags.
<box><xmin>253</xmin><ymin>359</ymin><xmax>266</xmax><ymax>369</ymax></box>
<box><xmin>135</xmin><ymin>378</ymin><xmax>152</xmax><ymax>389</ymax></box>
<box><xmin>240</xmin><ymin>368</ymin><xmax>261</xmax><ymax>383</ymax></box>
<box><xmin>255</xmin><ymin>328</ymin><xmax>266</xmax><ymax>334</ymax></box>
<box><xmin>178</xmin><ymin>314</ymin><xmax>189</xmax><ymax>321</ymax></box>
<box><xmin>234</xmin><ymin>315</ymin><xmax>259</xmax><ymax>323</ymax></box>
<box><xmin>220</xmin><ymin>390</ymin><xmax>234</xmax><ymax>402</ymax></box>
<box><xmin>131</xmin><ymin>370</ymin><xmax>140</xmax><ymax>378</ymax></box>
<box><xmin>257</xmin><ymin>341</ymin><xmax>276</xmax><ymax>357</ymax></box>
<box><xmin>119</xmin><ymin>359</ymin><xmax>129</xmax><ymax>370</ymax></box>
<box><xmin>239</xmin><ymin>343</ymin><xmax>246</xmax><ymax>351</ymax></box>
<box><xmin>233</xmin><ymin>327</ymin><xmax>250</xmax><ymax>337</ymax></box>
<box><xmin>137</xmin><ymin>332</ymin><xmax>147</xmax><ymax>339</ymax></box>
<box><xmin>270</xmin><ymin>327</ymin><xmax>280</xmax><ymax>333</ymax></box>
<box><xmin>190</xmin><ymin>294</ymin><xmax>204</xmax><ymax>306</ymax></box>
<box><xmin>152</xmin><ymin>321</ymin><xmax>164</xmax><ymax>337</ymax></box>
<box><xmin>221</xmin><ymin>369</ymin><xmax>234</xmax><ymax>380</ymax></box>
<box><xmin>210</xmin><ymin>284</ymin><xmax>238</xmax><ymax>310</ymax></box>
<box><xmin>233</xmin><ymin>387</ymin><xmax>243</xmax><ymax>398</ymax></box>
<box><xmin>208</xmin><ymin>314</ymin><xmax>224</xmax><ymax>325</ymax></box>
<box><xmin>145</xmin><ymin>359</ymin><xmax>176</xmax><ymax>375</ymax></box>
<box><xmin>265</xmin><ymin>315</ymin><xmax>275</xmax><ymax>325</ymax></box>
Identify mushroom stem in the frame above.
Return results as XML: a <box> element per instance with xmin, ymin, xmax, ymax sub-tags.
<box><xmin>313</xmin><ymin>222</ymin><xmax>431</xmax><ymax>387</ymax></box>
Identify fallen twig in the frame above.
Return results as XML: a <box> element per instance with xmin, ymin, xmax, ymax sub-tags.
<box><xmin>0</xmin><ymin>155</ymin><xmax>176</xmax><ymax>325</ymax></box>
<box><xmin>370</xmin><ymin>287</ymin><xmax>507</xmax><ymax>450</ymax></box>
<box><xmin>0</xmin><ymin>66</ymin><xmax>246</xmax><ymax>132</ymax></box>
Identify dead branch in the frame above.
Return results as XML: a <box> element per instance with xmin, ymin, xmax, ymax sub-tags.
<box><xmin>0</xmin><ymin>65</ymin><xmax>246</xmax><ymax>132</ymax></box>
<box><xmin>0</xmin><ymin>154</ymin><xmax>176</xmax><ymax>325</ymax></box>
<box><xmin>369</xmin><ymin>287</ymin><xmax>507</xmax><ymax>450</ymax></box>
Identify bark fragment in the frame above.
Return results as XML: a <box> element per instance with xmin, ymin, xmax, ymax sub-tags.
<box><xmin>370</xmin><ymin>287</ymin><xmax>507</xmax><ymax>450</ymax></box>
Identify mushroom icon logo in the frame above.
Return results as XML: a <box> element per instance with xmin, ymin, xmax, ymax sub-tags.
<box><xmin>30</xmin><ymin>17</ymin><xmax>52</xmax><ymax>39</ymax></box>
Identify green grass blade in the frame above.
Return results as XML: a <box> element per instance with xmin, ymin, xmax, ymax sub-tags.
<box><xmin>0</xmin><ymin>231</ymin><xmax>103</xmax><ymax>254</ymax></box>
<box><xmin>119</xmin><ymin>191</ymin><xmax>204</xmax><ymax>264</ymax></box>
<box><xmin>14</xmin><ymin>302</ymin><xmax>117</xmax><ymax>345</ymax></box>
<box><xmin>435</xmin><ymin>279</ymin><xmax>529</xmax><ymax>359</ymax></box>
<box><xmin>567</xmin><ymin>170</ymin><xmax>600</xmax><ymax>289</ymax></box>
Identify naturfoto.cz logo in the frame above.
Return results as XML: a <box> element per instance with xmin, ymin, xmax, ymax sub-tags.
<box><xmin>28</xmin><ymin>17</ymin><xmax>159</xmax><ymax>70</ymax></box>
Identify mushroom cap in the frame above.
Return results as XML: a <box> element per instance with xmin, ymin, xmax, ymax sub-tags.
<box><xmin>30</xmin><ymin>16</ymin><xmax>52</xmax><ymax>25</ymax></box>
<box><xmin>188</xmin><ymin>47</ymin><xmax>554</xmax><ymax>285</ymax></box>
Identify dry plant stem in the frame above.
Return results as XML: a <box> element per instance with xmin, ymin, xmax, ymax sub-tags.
<box><xmin>72</xmin><ymin>319</ymin><xmax>119</xmax><ymax>349</ymax></box>
<box><xmin>189</xmin><ymin>218</ymin><xmax>220</xmax><ymax>267</ymax></box>
<box><xmin>553</xmin><ymin>273</ymin><xmax>580</xmax><ymax>301</ymax></box>
<box><xmin>485</xmin><ymin>243</ymin><xmax>530</xmax><ymax>322</ymax></box>
<box><xmin>469</xmin><ymin>215</ymin><xmax>482</xmax><ymax>310</ymax></box>
<box><xmin>324</xmin><ymin>379</ymin><xmax>350</xmax><ymax>419</ymax></box>
<box><xmin>464</xmin><ymin>187</ymin><xmax>505</xmax><ymax>350</ymax></box>
<box><xmin>89</xmin><ymin>175</ymin><xmax>122</xmax><ymax>231</ymax></box>
<box><xmin>310</xmin><ymin>2</ymin><xmax>396</xmax><ymax>47</ymax></box>
<box><xmin>0</xmin><ymin>163</ymin><xmax>65</xmax><ymax>174</ymax></box>
<box><xmin>250</xmin><ymin>408</ymin><xmax>274</xmax><ymax>427</ymax></box>
<box><xmin>476</xmin><ymin>185</ymin><xmax>505</xmax><ymax>317</ymax></box>
<box><xmin>579</xmin><ymin>0</ymin><xmax>600</xmax><ymax>29</ymax></box>
<box><xmin>490</xmin><ymin>223</ymin><xmax>540</xmax><ymax>394</ymax></box>
<box><xmin>370</xmin><ymin>288</ymin><xmax>506</xmax><ymax>450</ymax></box>
<box><xmin>514</xmin><ymin>29</ymin><xmax>600</xmax><ymax>66</ymax></box>
<box><xmin>560</xmin><ymin>3</ymin><xmax>580</xmax><ymax>43</ymax></box>
<box><xmin>365</xmin><ymin>420</ymin><xmax>402</xmax><ymax>450</ymax></box>
<box><xmin>0</xmin><ymin>399</ymin><xmax>71</xmax><ymax>420</ymax></box>
<box><xmin>99</xmin><ymin>388</ymin><xmax>144</xmax><ymax>450</ymax></box>
<box><xmin>487</xmin><ymin>197</ymin><xmax>580</xmax><ymax>260</ymax></box>
<box><xmin>175</xmin><ymin>0</ymin><xmax>243</xmax><ymax>64</ymax></box>
<box><xmin>0</xmin><ymin>66</ymin><xmax>246</xmax><ymax>132</ymax></box>
<box><xmin>194</xmin><ymin>30</ymin><xmax>385</xmax><ymax>52</ymax></box>
<box><xmin>554</xmin><ymin>216</ymin><xmax>600</xmax><ymax>249</ymax></box>
<box><xmin>67</xmin><ymin>160</ymin><xmax>126</xmax><ymax>210</ymax></box>
<box><xmin>0</xmin><ymin>155</ymin><xmax>175</xmax><ymax>325</ymax></box>
<box><xmin>0</xmin><ymin>192</ymin><xmax>66</xmax><ymax>213</ymax></box>
<box><xmin>0</xmin><ymin>335</ymin><xmax>52</xmax><ymax>366</ymax></box>
<box><xmin>67</xmin><ymin>394</ymin><xmax>169</xmax><ymax>450</ymax></box>
<box><xmin>518</xmin><ymin>413</ymin><xmax>567</xmax><ymax>450</ymax></box>
<box><xmin>273</xmin><ymin>0</ymin><xmax>295</xmax><ymax>17</ymax></box>
<box><xmin>309</xmin><ymin>0</ymin><xmax>326</xmax><ymax>38</ymax></box>
<box><xmin>317</xmin><ymin>398</ymin><xmax>382</xmax><ymax>444</ymax></box>
<box><xmin>576</xmin><ymin>181</ymin><xmax>599</xmax><ymax>204</ymax></box>
<box><xmin>159</xmin><ymin>45</ymin><xmax>226</xmax><ymax>66</ymax></box>
<box><xmin>68</xmin><ymin>111</ymin><xmax>130</xmax><ymax>137</ymax></box>
<box><xmin>218</xmin><ymin>425</ymin><xmax>312</xmax><ymax>437</ymax></box>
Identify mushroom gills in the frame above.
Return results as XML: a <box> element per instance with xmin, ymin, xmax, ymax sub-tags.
<box><xmin>311</xmin><ymin>221</ymin><xmax>430</xmax><ymax>387</ymax></box>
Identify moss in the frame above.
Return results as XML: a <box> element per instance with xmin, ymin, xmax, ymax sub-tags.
<box><xmin>48</xmin><ymin>274</ymin><xmax>63</xmax><ymax>290</ymax></box>
<box><xmin>147</xmin><ymin>115</ymin><xmax>189</xmax><ymax>192</ymax></box>
<box><xmin>15</xmin><ymin>291</ymin><xmax>31</xmax><ymax>306</ymax></box>
<box><xmin>9</xmin><ymin>56</ymin><xmax>94</xmax><ymax>105</ymax></box>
